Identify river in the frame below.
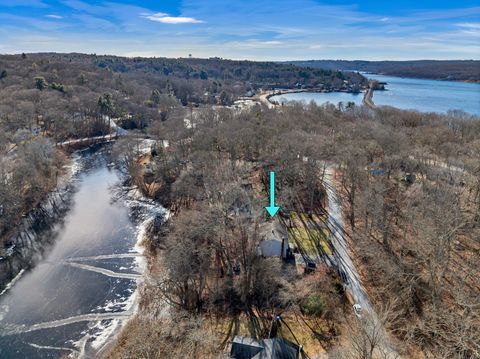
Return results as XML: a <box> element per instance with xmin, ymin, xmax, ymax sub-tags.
<box><xmin>270</xmin><ymin>74</ymin><xmax>480</xmax><ymax>115</ymax></box>
<box><xmin>0</xmin><ymin>145</ymin><xmax>164</xmax><ymax>358</ymax></box>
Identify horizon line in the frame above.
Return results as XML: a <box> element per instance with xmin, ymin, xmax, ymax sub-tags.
<box><xmin>0</xmin><ymin>52</ymin><xmax>479</xmax><ymax>62</ymax></box>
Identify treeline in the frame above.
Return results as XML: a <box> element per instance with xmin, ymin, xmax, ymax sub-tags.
<box><xmin>288</xmin><ymin>60</ymin><xmax>480</xmax><ymax>82</ymax></box>
<box><xmin>111</xmin><ymin>101</ymin><xmax>479</xmax><ymax>358</ymax></box>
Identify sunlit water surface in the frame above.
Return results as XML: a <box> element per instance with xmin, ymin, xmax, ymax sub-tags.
<box><xmin>271</xmin><ymin>74</ymin><xmax>480</xmax><ymax>115</ymax></box>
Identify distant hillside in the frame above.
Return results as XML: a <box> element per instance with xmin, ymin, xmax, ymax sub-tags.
<box><xmin>287</xmin><ymin>60</ymin><xmax>480</xmax><ymax>82</ymax></box>
<box><xmin>0</xmin><ymin>53</ymin><xmax>366</xmax><ymax>107</ymax></box>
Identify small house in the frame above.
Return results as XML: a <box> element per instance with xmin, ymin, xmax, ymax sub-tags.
<box><xmin>230</xmin><ymin>336</ymin><xmax>306</xmax><ymax>359</ymax></box>
<box><xmin>257</xmin><ymin>222</ymin><xmax>289</xmax><ymax>259</ymax></box>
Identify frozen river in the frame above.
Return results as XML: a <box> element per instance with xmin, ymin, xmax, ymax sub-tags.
<box><xmin>0</xmin><ymin>145</ymin><xmax>163</xmax><ymax>358</ymax></box>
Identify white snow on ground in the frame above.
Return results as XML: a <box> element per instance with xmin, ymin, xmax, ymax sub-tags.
<box><xmin>0</xmin><ymin>269</ymin><xmax>25</xmax><ymax>298</ymax></box>
<box><xmin>136</xmin><ymin>138</ymin><xmax>156</xmax><ymax>155</ymax></box>
<box><xmin>63</xmin><ymin>152</ymin><xmax>83</xmax><ymax>179</ymax></box>
<box><xmin>27</xmin><ymin>342</ymin><xmax>79</xmax><ymax>355</ymax></box>
<box><xmin>89</xmin><ymin>319</ymin><xmax>121</xmax><ymax>350</ymax></box>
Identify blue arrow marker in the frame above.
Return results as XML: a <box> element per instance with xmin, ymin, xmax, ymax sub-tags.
<box><xmin>265</xmin><ymin>171</ymin><xmax>280</xmax><ymax>217</ymax></box>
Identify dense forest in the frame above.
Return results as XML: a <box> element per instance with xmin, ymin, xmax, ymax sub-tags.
<box><xmin>0</xmin><ymin>53</ymin><xmax>365</xmax><ymax>247</ymax></box>
<box><xmin>288</xmin><ymin>60</ymin><xmax>480</xmax><ymax>82</ymax></box>
<box><xmin>109</xmin><ymin>101</ymin><xmax>479</xmax><ymax>358</ymax></box>
<box><xmin>0</xmin><ymin>53</ymin><xmax>479</xmax><ymax>358</ymax></box>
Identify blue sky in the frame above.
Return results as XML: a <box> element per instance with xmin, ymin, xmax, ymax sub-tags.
<box><xmin>0</xmin><ymin>0</ymin><xmax>479</xmax><ymax>60</ymax></box>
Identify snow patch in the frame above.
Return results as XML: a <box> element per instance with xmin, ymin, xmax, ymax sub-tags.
<box><xmin>89</xmin><ymin>319</ymin><xmax>121</xmax><ymax>350</ymax></box>
<box><xmin>0</xmin><ymin>269</ymin><xmax>25</xmax><ymax>297</ymax></box>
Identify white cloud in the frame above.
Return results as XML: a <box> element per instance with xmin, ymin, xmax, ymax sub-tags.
<box><xmin>224</xmin><ymin>39</ymin><xmax>284</xmax><ymax>49</ymax></box>
<box><xmin>456</xmin><ymin>23</ymin><xmax>480</xmax><ymax>36</ymax></box>
<box><xmin>142</xmin><ymin>12</ymin><xmax>204</xmax><ymax>24</ymax></box>
<box><xmin>46</xmin><ymin>14</ymin><xmax>63</xmax><ymax>19</ymax></box>
<box><xmin>456</xmin><ymin>22</ymin><xmax>480</xmax><ymax>29</ymax></box>
<box><xmin>262</xmin><ymin>40</ymin><xmax>282</xmax><ymax>45</ymax></box>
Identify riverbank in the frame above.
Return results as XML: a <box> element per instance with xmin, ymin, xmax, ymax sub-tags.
<box><xmin>94</xmin><ymin>179</ymin><xmax>167</xmax><ymax>357</ymax></box>
<box><xmin>253</xmin><ymin>88</ymin><xmax>313</xmax><ymax>108</ymax></box>
<box><xmin>0</xmin><ymin>148</ymin><xmax>68</xmax><ymax>250</ymax></box>
<box><xmin>0</xmin><ymin>154</ymin><xmax>76</xmax><ymax>292</ymax></box>
<box><xmin>287</xmin><ymin>60</ymin><xmax>480</xmax><ymax>84</ymax></box>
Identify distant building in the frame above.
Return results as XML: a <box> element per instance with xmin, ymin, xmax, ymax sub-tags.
<box><xmin>257</xmin><ymin>222</ymin><xmax>289</xmax><ymax>259</ymax></box>
<box><xmin>230</xmin><ymin>336</ymin><xmax>306</xmax><ymax>359</ymax></box>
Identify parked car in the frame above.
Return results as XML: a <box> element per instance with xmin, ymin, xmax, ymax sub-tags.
<box><xmin>353</xmin><ymin>303</ymin><xmax>362</xmax><ymax>319</ymax></box>
<box><xmin>304</xmin><ymin>260</ymin><xmax>317</xmax><ymax>274</ymax></box>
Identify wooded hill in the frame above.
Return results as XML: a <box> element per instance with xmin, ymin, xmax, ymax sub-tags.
<box><xmin>287</xmin><ymin>60</ymin><xmax>480</xmax><ymax>82</ymax></box>
<box><xmin>0</xmin><ymin>53</ymin><xmax>366</xmax><ymax>105</ymax></box>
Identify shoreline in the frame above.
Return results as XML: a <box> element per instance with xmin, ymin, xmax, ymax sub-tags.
<box><xmin>255</xmin><ymin>87</ymin><xmax>367</xmax><ymax>108</ymax></box>
<box><xmin>98</xmin><ymin>140</ymin><xmax>170</xmax><ymax>358</ymax></box>
<box><xmin>0</xmin><ymin>154</ymin><xmax>80</xmax><ymax>292</ymax></box>
<box><xmin>365</xmin><ymin>72</ymin><xmax>480</xmax><ymax>84</ymax></box>
<box><xmin>256</xmin><ymin>86</ymin><xmax>375</xmax><ymax>109</ymax></box>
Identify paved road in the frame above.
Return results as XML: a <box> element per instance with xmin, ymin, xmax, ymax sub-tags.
<box><xmin>324</xmin><ymin>166</ymin><xmax>399</xmax><ymax>358</ymax></box>
<box><xmin>324</xmin><ymin>167</ymin><xmax>372</xmax><ymax>309</ymax></box>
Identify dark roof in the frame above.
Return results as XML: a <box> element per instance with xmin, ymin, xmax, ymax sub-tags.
<box><xmin>230</xmin><ymin>336</ymin><xmax>304</xmax><ymax>359</ymax></box>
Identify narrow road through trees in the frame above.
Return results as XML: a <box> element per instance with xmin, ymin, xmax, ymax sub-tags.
<box><xmin>324</xmin><ymin>166</ymin><xmax>399</xmax><ymax>358</ymax></box>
